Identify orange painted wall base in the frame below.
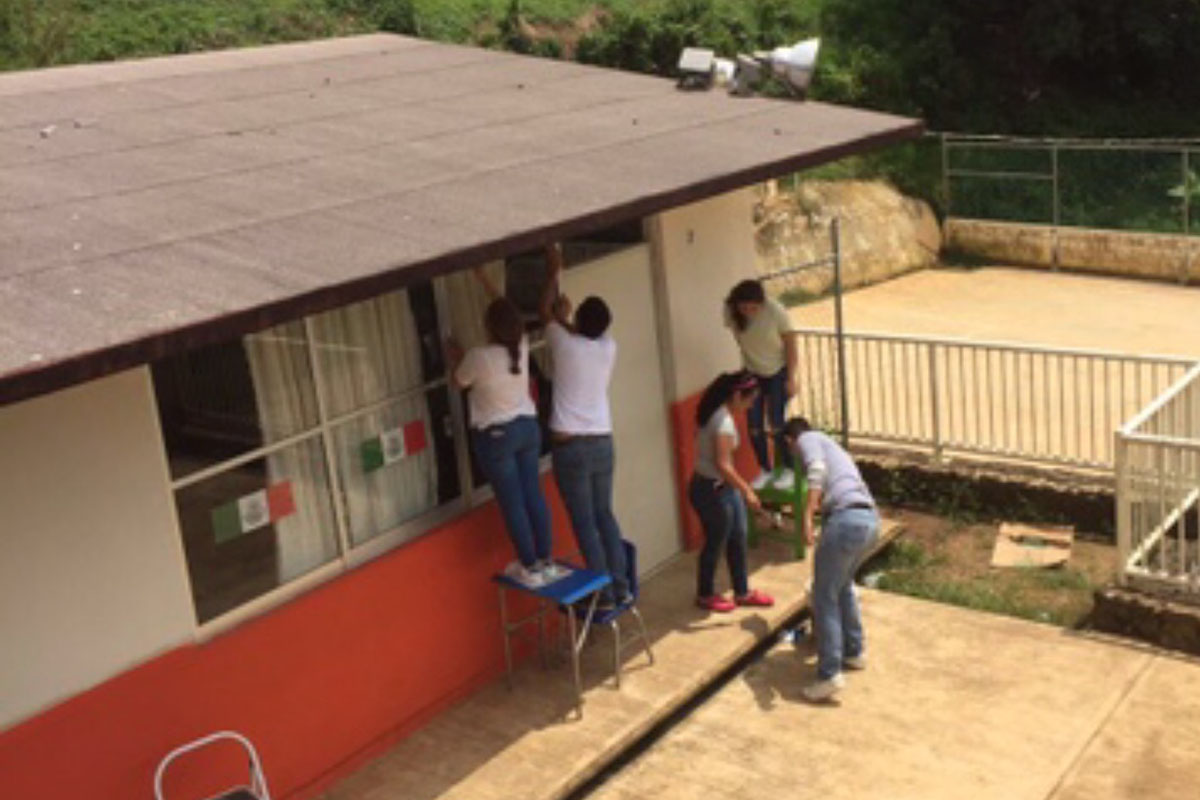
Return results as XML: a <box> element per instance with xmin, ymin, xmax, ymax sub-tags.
<box><xmin>0</xmin><ymin>479</ymin><xmax>574</xmax><ymax>800</ymax></box>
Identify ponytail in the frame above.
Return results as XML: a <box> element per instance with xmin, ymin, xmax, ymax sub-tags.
<box><xmin>505</xmin><ymin>342</ymin><xmax>520</xmax><ymax>375</ymax></box>
<box><xmin>484</xmin><ymin>298</ymin><xmax>524</xmax><ymax>375</ymax></box>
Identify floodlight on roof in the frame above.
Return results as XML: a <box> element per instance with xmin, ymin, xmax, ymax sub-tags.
<box><xmin>677</xmin><ymin>47</ymin><xmax>716</xmax><ymax>90</ymax></box>
<box><xmin>761</xmin><ymin>37</ymin><xmax>821</xmax><ymax>98</ymax></box>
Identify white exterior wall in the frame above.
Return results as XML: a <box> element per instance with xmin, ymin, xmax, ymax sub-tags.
<box><xmin>560</xmin><ymin>244</ymin><xmax>681</xmax><ymax>572</ymax></box>
<box><xmin>0</xmin><ymin>368</ymin><xmax>193</xmax><ymax>728</ymax></box>
<box><xmin>652</xmin><ymin>188</ymin><xmax>759</xmax><ymax>400</ymax></box>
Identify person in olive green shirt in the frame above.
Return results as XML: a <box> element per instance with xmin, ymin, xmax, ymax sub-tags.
<box><xmin>724</xmin><ymin>279</ymin><xmax>799</xmax><ymax>491</ymax></box>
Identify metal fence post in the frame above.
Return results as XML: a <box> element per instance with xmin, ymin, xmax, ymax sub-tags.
<box><xmin>832</xmin><ymin>217</ymin><xmax>850</xmax><ymax>447</ymax></box>
<box><xmin>1115</xmin><ymin>431</ymin><xmax>1130</xmax><ymax>586</ymax></box>
<box><xmin>1183</xmin><ymin>149</ymin><xmax>1192</xmax><ymax>286</ymax></box>
<box><xmin>940</xmin><ymin>132</ymin><xmax>951</xmax><ymax>218</ymax></box>
<box><xmin>1051</xmin><ymin>143</ymin><xmax>1061</xmax><ymax>271</ymax></box>
<box><xmin>928</xmin><ymin>343</ymin><xmax>943</xmax><ymax>461</ymax></box>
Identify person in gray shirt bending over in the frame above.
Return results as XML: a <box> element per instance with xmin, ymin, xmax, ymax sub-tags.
<box><xmin>785</xmin><ymin>416</ymin><xmax>879</xmax><ymax>702</ymax></box>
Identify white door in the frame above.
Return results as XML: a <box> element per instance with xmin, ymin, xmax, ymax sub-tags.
<box><xmin>560</xmin><ymin>245</ymin><xmax>681</xmax><ymax>574</ymax></box>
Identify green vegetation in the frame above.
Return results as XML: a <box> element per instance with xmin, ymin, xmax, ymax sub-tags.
<box><xmin>864</xmin><ymin>527</ymin><xmax>1113</xmax><ymax>628</ymax></box>
<box><xmin>4</xmin><ymin>0</ymin><xmax>1198</xmax><ymax>220</ymax></box>
<box><xmin>6</xmin><ymin>0</ymin><xmax>1198</xmax><ymax>135</ymax></box>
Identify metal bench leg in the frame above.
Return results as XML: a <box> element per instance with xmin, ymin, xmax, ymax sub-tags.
<box><xmin>631</xmin><ymin>605</ymin><xmax>654</xmax><ymax>665</ymax></box>
<box><xmin>611</xmin><ymin>619</ymin><xmax>622</xmax><ymax>689</ymax></box>
<box><xmin>498</xmin><ymin>585</ymin><xmax>514</xmax><ymax>689</ymax></box>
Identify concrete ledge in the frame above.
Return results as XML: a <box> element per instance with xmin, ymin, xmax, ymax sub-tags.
<box><xmin>322</xmin><ymin>519</ymin><xmax>902</xmax><ymax>800</ymax></box>
<box><xmin>1092</xmin><ymin>586</ymin><xmax>1200</xmax><ymax>657</ymax></box>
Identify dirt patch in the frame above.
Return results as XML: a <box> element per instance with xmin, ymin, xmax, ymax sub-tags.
<box><xmin>864</xmin><ymin>507</ymin><xmax>1119</xmax><ymax>628</ymax></box>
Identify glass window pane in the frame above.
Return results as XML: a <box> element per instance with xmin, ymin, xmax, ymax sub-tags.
<box><xmin>173</xmin><ymin>436</ymin><xmax>339</xmax><ymax>623</ymax></box>
<box><xmin>309</xmin><ymin>282</ymin><xmax>446</xmax><ymax>418</ymax></box>
<box><xmin>332</xmin><ymin>387</ymin><xmax>461</xmax><ymax>546</ymax></box>
<box><xmin>151</xmin><ymin>321</ymin><xmax>319</xmax><ymax>480</ymax></box>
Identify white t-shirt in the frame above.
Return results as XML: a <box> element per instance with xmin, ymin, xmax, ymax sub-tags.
<box><xmin>546</xmin><ymin>321</ymin><xmax>616</xmax><ymax>435</ymax></box>
<box><xmin>726</xmin><ymin>297</ymin><xmax>794</xmax><ymax>376</ymax></box>
<box><xmin>694</xmin><ymin>406</ymin><xmax>738</xmax><ymax>480</ymax></box>
<box><xmin>455</xmin><ymin>336</ymin><xmax>536</xmax><ymax>429</ymax></box>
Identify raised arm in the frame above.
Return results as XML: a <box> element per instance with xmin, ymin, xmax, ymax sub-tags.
<box><xmin>539</xmin><ymin>242</ymin><xmax>574</xmax><ymax>330</ymax></box>
<box><xmin>472</xmin><ymin>265</ymin><xmax>501</xmax><ymax>301</ymax></box>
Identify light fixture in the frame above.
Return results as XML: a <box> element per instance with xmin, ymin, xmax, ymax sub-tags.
<box><xmin>758</xmin><ymin>38</ymin><xmax>821</xmax><ymax>98</ymax></box>
<box><xmin>676</xmin><ymin>47</ymin><xmax>716</xmax><ymax>90</ymax></box>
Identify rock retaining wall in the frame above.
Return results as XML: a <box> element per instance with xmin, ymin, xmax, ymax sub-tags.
<box><xmin>945</xmin><ymin>219</ymin><xmax>1200</xmax><ymax>284</ymax></box>
<box><xmin>756</xmin><ymin>180</ymin><xmax>941</xmax><ymax>298</ymax></box>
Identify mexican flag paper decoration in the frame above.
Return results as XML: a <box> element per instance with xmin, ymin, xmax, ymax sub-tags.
<box><xmin>361</xmin><ymin>420</ymin><xmax>428</xmax><ymax>474</ymax></box>
<box><xmin>211</xmin><ymin>481</ymin><xmax>296</xmax><ymax>544</ymax></box>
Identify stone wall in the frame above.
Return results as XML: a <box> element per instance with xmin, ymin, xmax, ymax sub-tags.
<box><xmin>945</xmin><ymin>219</ymin><xmax>1200</xmax><ymax>284</ymax></box>
<box><xmin>755</xmin><ymin>180</ymin><xmax>941</xmax><ymax>298</ymax></box>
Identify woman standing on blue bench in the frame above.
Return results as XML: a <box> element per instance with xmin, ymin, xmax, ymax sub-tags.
<box><xmin>447</xmin><ymin>269</ymin><xmax>561</xmax><ymax>588</ymax></box>
<box><xmin>690</xmin><ymin>370</ymin><xmax>776</xmax><ymax>613</ymax></box>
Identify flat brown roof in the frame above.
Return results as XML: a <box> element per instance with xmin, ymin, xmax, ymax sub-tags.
<box><xmin>0</xmin><ymin>34</ymin><xmax>921</xmax><ymax>406</ymax></box>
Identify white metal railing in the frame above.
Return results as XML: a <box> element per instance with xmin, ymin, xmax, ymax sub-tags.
<box><xmin>1116</xmin><ymin>363</ymin><xmax>1200</xmax><ymax>596</ymax></box>
<box><xmin>789</xmin><ymin>328</ymin><xmax>1196</xmax><ymax>471</ymax></box>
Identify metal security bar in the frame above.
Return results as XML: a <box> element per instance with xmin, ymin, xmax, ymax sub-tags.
<box><xmin>941</xmin><ymin>134</ymin><xmax>1200</xmax><ymax>274</ymax></box>
<box><xmin>1116</xmin><ymin>363</ymin><xmax>1200</xmax><ymax>597</ymax></box>
<box><xmin>789</xmin><ymin>328</ymin><xmax>1196</xmax><ymax>472</ymax></box>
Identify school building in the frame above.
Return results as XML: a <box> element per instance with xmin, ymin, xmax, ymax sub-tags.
<box><xmin>0</xmin><ymin>34</ymin><xmax>919</xmax><ymax>799</ymax></box>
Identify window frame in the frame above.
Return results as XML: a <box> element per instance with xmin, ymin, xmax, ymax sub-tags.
<box><xmin>158</xmin><ymin>235</ymin><xmax>642</xmax><ymax>637</ymax></box>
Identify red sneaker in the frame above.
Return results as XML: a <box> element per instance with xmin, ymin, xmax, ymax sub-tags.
<box><xmin>735</xmin><ymin>589</ymin><xmax>775</xmax><ymax>607</ymax></box>
<box><xmin>696</xmin><ymin>595</ymin><xmax>736</xmax><ymax>613</ymax></box>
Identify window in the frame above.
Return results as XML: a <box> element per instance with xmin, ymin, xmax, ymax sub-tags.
<box><xmin>152</xmin><ymin>219</ymin><xmax>644</xmax><ymax>625</ymax></box>
<box><xmin>152</xmin><ymin>281</ymin><xmax>464</xmax><ymax>624</ymax></box>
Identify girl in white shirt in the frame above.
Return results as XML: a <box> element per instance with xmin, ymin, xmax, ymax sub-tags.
<box><xmin>449</xmin><ymin>295</ymin><xmax>555</xmax><ymax>587</ymax></box>
<box><xmin>690</xmin><ymin>370</ymin><xmax>776</xmax><ymax>613</ymax></box>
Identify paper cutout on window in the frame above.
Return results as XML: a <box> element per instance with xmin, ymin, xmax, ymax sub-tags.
<box><xmin>211</xmin><ymin>481</ymin><xmax>297</xmax><ymax>544</ymax></box>
<box><xmin>361</xmin><ymin>420</ymin><xmax>428</xmax><ymax>474</ymax></box>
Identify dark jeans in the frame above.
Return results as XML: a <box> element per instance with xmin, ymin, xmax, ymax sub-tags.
<box><xmin>689</xmin><ymin>474</ymin><xmax>749</xmax><ymax>598</ymax></box>
<box><xmin>747</xmin><ymin>367</ymin><xmax>793</xmax><ymax>473</ymax></box>
<box><xmin>471</xmin><ymin>416</ymin><xmax>552</xmax><ymax>568</ymax></box>
<box><xmin>552</xmin><ymin>434</ymin><xmax>628</xmax><ymax>601</ymax></box>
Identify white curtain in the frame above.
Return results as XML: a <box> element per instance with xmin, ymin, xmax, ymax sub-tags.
<box><xmin>243</xmin><ymin>323</ymin><xmax>337</xmax><ymax>583</ymax></box>
<box><xmin>308</xmin><ymin>290</ymin><xmax>436</xmax><ymax>548</ymax></box>
<box><xmin>440</xmin><ymin>261</ymin><xmax>505</xmax><ymax>348</ymax></box>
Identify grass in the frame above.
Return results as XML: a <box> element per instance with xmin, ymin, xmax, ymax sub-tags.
<box><xmin>862</xmin><ymin>510</ymin><xmax>1117</xmax><ymax>628</ymax></box>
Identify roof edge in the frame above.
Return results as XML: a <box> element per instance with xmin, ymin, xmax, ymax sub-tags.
<box><xmin>0</xmin><ymin>117</ymin><xmax>924</xmax><ymax>408</ymax></box>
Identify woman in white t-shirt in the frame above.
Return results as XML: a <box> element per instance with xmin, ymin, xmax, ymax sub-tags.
<box><xmin>690</xmin><ymin>370</ymin><xmax>775</xmax><ymax>613</ymax></box>
<box><xmin>448</xmin><ymin>291</ymin><xmax>556</xmax><ymax>587</ymax></box>
<box><xmin>725</xmin><ymin>279</ymin><xmax>799</xmax><ymax>492</ymax></box>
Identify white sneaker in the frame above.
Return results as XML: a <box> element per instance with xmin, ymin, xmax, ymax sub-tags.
<box><xmin>750</xmin><ymin>471</ymin><xmax>773</xmax><ymax>490</ymax></box>
<box><xmin>537</xmin><ymin>561</ymin><xmax>571</xmax><ymax>582</ymax></box>
<box><xmin>503</xmin><ymin>561</ymin><xmax>546</xmax><ymax>588</ymax></box>
<box><xmin>802</xmin><ymin>673</ymin><xmax>845</xmax><ymax>702</ymax></box>
<box><xmin>843</xmin><ymin>655</ymin><xmax>867</xmax><ymax>671</ymax></box>
<box><xmin>772</xmin><ymin>470</ymin><xmax>795</xmax><ymax>491</ymax></box>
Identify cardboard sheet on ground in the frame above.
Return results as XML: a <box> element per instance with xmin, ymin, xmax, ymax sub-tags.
<box><xmin>991</xmin><ymin>523</ymin><xmax>1074</xmax><ymax>568</ymax></box>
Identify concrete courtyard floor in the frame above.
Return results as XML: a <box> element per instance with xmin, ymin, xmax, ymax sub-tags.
<box><xmin>320</xmin><ymin>508</ymin><xmax>1200</xmax><ymax>800</ymax></box>
<box><xmin>319</xmin><ymin>521</ymin><xmax>901</xmax><ymax>800</ymax></box>
<box><xmin>591</xmin><ymin>590</ymin><xmax>1200</xmax><ymax>800</ymax></box>
<box><xmin>800</xmin><ymin>266</ymin><xmax>1200</xmax><ymax>358</ymax></box>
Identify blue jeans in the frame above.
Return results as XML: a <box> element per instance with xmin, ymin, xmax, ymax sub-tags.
<box><xmin>813</xmin><ymin>507</ymin><xmax>879</xmax><ymax>679</ymax></box>
<box><xmin>748</xmin><ymin>367</ymin><xmax>793</xmax><ymax>473</ymax></box>
<box><xmin>689</xmin><ymin>475</ymin><xmax>749</xmax><ymax>598</ymax></box>
<box><xmin>471</xmin><ymin>416</ymin><xmax>552</xmax><ymax>568</ymax></box>
<box><xmin>552</xmin><ymin>435</ymin><xmax>628</xmax><ymax>601</ymax></box>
